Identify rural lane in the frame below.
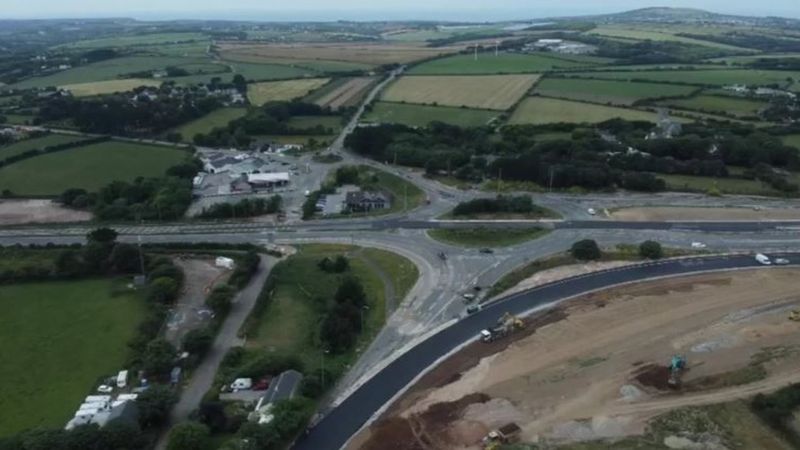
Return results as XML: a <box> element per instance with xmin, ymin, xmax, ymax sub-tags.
<box><xmin>155</xmin><ymin>254</ymin><xmax>277</xmax><ymax>449</ymax></box>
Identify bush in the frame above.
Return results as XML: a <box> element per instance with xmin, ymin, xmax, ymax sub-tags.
<box><xmin>639</xmin><ymin>240</ymin><xmax>664</xmax><ymax>259</ymax></box>
<box><xmin>142</xmin><ymin>338</ymin><xmax>177</xmax><ymax>377</ymax></box>
<box><xmin>228</xmin><ymin>251</ymin><xmax>260</xmax><ymax>288</ymax></box>
<box><xmin>182</xmin><ymin>327</ymin><xmax>214</xmax><ymax>356</ymax></box>
<box><xmin>570</xmin><ymin>239</ymin><xmax>601</xmax><ymax>261</ymax></box>
<box><xmin>147</xmin><ymin>277</ymin><xmax>179</xmax><ymax>304</ymax></box>
<box><xmin>317</xmin><ymin>255</ymin><xmax>349</xmax><ymax>273</ymax></box>
<box><xmin>167</xmin><ymin>422</ymin><xmax>210</xmax><ymax>450</ymax></box>
<box><xmin>207</xmin><ymin>284</ymin><xmax>236</xmax><ymax>317</ymax></box>
<box><xmin>136</xmin><ymin>385</ymin><xmax>178</xmax><ymax>429</ymax></box>
<box><xmin>110</xmin><ymin>243</ymin><xmax>142</xmax><ymax>274</ymax></box>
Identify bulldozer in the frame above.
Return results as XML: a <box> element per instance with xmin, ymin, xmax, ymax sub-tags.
<box><xmin>789</xmin><ymin>310</ymin><xmax>800</xmax><ymax>322</ymax></box>
<box><xmin>667</xmin><ymin>355</ymin><xmax>687</xmax><ymax>387</ymax></box>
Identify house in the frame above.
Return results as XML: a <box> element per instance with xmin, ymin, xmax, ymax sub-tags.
<box><xmin>252</xmin><ymin>370</ymin><xmax>303</xmax><ymax>424</ymax></box>
<box><xmin>647</xmin><ymin>110</ymin><xmax>682</xmax><ymax>140</ymax></box>
<box><xmin>345</xmin><ymin>191</ymin><xmax>390</xmax><ymax>212</ymax></box>
<box><xmin>247</xmin><ymin>172</ymin><xmax>290</xmax><ymax>189</ymax></box>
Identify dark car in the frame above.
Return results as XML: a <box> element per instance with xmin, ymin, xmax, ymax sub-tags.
<box><xmin>479</xmin><ymin>248</ymin><xmax>494</xmax><ymax>254</ymax></box>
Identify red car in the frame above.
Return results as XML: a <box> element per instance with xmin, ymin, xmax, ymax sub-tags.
<box><xmin>252</xmin><ymin>377</ymin><xmax>271</xmax><ymax>391</ymax></box>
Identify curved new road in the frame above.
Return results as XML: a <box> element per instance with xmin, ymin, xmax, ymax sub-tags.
<box><xmin>292</xmin><ymin>252</ymin><xmax>800</xmax><ymax>450</ymax></box>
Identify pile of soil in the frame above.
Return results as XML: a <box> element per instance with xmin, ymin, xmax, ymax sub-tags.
<box><xmin>634</xmin><ymin>364</ymin><xmax>672</xmax><ymax>391</ymax></box>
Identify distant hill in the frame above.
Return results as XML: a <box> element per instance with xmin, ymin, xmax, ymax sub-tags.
<box><xmin>552</xmin><ymin>7</ymin><xmax>800</xmax><ymax>27</ymax></box>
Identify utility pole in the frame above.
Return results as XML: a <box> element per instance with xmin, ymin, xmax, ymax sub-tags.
<box><xmin>474</xmin><ymin>45</ymin><xmax>478</xmax><ymax>61</ymax></box>
<box><xmin>497</xmin><ymin>168</ymin><xmax>502</xmax><ymax>195</ymax></box>
<box><xmin>137</xmin><ymin>235</ymin><xmax>146</xmax><ymax>278</ymax></box>
<box><xmin>549</xmin><ymin>166</ymin><xmax>555</xmax><ymax>192</ymax></box>
<box><xmin>404</xmin><ymin>183</ymin><xmax>408</xmax><ymax>212</ymax></box>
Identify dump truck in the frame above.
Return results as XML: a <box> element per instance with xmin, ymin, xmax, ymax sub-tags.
<box><xmin>480</xmin><ymin>313</ymin><xmax>525</xmax><ymax>342</ymax></box>
<box><xmin>483</xmin><ymin>423</ymin><xmax>521</xmax><ymax>448</ymax></box>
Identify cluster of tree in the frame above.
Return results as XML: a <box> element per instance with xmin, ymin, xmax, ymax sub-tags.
<box><xmin>0</xmin><ymin>422</ymin><xmax>148</xmax><ymax>450</ymax></box>
<box><xmin>197</xmin><ymin>195</ymin><xmax>282</xmax><ymax>220</ymax></box>
<box><xmin>452</xmin><ymin>195</ymin><xmax>549</xmax><ymax>217</ymax></box>
<box><xmin>193</xmin><ymin>101</ymin><xmax>340</xmax><ymax>147</ymax></box>
<box><xmin>679</xmin><ymin>32</ymin><xmax>800</xmax><ymax>53</ymax></box>
<box><xmin>762</xmin><ymin>96</ymin><xmax>800</xmax><ymax>123</ymax></box>
<box><xmin>347</xmin><ymin>120</ymin><xmax>800</xmax><ymax>195</ymax></box>
<box><xmin>36</xmin><ymin>90</ymin><xmax>223</xmax><ymax>136</ymax></box>
<box><xmin>745</xmin><ymin>57</ymin><xmax>800</xmax><ymax>71</ymax></box>
<box><xmin>427</xmin><ymin>32</ymin><xmax>512</xmax><ymax>47</ymax></box>
<box><xmin>0</xmin><ymin>136</ymin><xmax>106</xmax><ymax>169</ymax></box>
<box><xmin>639</xmin><ymin>240</ymin><xmax>664</xmax><ymax>259</ymax></box>
<box><xmin>321</xmin><ymin>277</ymin><xmax>368</xmax><ymax>353</ymax></box>
<box><xmin>60</xmin><ymin>159</ymin><xmax>199</xmax><ymax>221</ymax></box>
<box><xmin>317</xmin><ymin>255</ymin><xmax>350</xmax><ymax>273</ymax></box>
<box><xmin>229</xmin><ymin>250</ymin><xmax>261</xmax><ymax>288</ymax></box>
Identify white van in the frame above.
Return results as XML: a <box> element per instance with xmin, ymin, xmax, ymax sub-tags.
<box><xmin>755</xmin><ymin>253</ymin><xmax>772</xmax><ymax>265</ymax></box>
<box><xmin>230</xmin><ymin>378</ymin><xmax>253</xmax><ymax>392</ymax></box>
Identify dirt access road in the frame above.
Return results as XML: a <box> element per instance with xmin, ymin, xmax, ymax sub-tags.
<box><xmin>0</xmin><ymin>199</ymin><xmax>91</xmax><ymax>225</ymax></box>
<box><xmin>354</xmin><ymin>268</ymin><xmax>800</xmax><ymax>449</ymax></box>
<box><xmin>165</xmin><ymin>257</ymin><xmax>230</xmax><ymax>346</ymax></box>
<box><xmin>609</xmin><ymin>206</ymin><xmax>800</xmax><ymax>221</ymax></box>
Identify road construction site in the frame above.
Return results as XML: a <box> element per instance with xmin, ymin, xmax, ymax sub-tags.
<box><xmin>352</xmin><ymin>268</ymin><xmax>800</xmax><ymax>449</ymax></box>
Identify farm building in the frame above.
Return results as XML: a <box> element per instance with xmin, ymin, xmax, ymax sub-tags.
<box><xmin>251</xmin><ymin>370</ymin><xmax>303</xmax><ymax>424</ymax></box>
<box><xmin>247</xmin><ymin>172</ymin><xmax>290</xmax><ymax>189</ymax></box>
<box><xmin>345</xmin><ymin>191</ymin><xmax>390</xmax><ymax>212</ymax></box>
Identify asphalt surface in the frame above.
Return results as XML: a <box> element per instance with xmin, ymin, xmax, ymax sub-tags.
<box><xmin>293</xmin><ymin>253</ymin><xmax>800</xmax><ymax>450</ymax></box>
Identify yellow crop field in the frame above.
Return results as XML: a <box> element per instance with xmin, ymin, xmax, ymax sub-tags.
<box><xmin>247</xmin><ymin>78</ymin><xmax>330</xmax><ymax>106</ymax></box>
<box><xmin>381</xmin><ymin>75</ymin><xmax>539</xmax><ymax>111</ymax></box>
<box><xmin>509</xmin><ymin>97</ymin><xmax>662</xmax><ymax>125</ymax></box>
<box><xmin>219</xmin><ymin>42</ymin><xmax>460</xmax><ymax>66</ymax></box>
<box><xmin>60</xmin><ymin>79</ymin><xmax>161</xmax><ymax>97</ymax></box>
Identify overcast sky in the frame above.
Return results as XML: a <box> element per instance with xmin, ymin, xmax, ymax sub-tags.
<box><xmin>2</xmin><ymin>0</ymin><xmax>799</xmax><ymax>21</ymax></box>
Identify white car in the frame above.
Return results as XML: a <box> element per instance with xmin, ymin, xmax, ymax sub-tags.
<box><xmin>462</xmin><ymin>293</ymin><xmax>476</xmax><ymax>302</ymax></box>
<box><xmin>96</xmin><ymin>385</ymin><xmax>114</xmax><ymax>393</ymax></box>
<box><xmin>775</xmin><ymin>258</ymin><xmax>790</xmax><ymax>265</ymax></box>
<box><xmin>755</xmin><ymin>253</ymin><xmax>772</xmax><ymax>265</ymax></box>
<box><xmin>587</xmin><ymin>208</ymin><xmax>597</xmax><ymax>216</ymax></box>
<box><xmin>691</xmin><ymin>242</ymin><xmax>707</xmax><ymax>249</ymax></box>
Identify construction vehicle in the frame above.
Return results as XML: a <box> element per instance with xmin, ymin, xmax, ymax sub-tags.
<box><xmin>483</xmin><ymin>423</ymin><xmax>521</xmax><ymax>449</ymax></box>
<box><xmin>480</xmin><ymin>313</ymin><xmax>525</xmax><ymax>342</ymax></box>
<box><xmin>789</xmin><ymin>310</ymin><xmax>800</xmax><ymax>322</ymax></box>
<box><xmin>667</xmin><ymin>355</ymin><xmax>687</xmax><ymax>387</ymax></box>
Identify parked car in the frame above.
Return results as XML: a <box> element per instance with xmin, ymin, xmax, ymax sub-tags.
<box><xmin>252</xmin><ymin>377</ymin><xmax>271</xmax><ymax>390</ymax></box>
<box><xmin>587</xmin><ymin>208</ymin><xmax>597</xmax><ymax>216</ymax></box>
<box><xmin>755</xmin><ymin>253</ymin><xmax>772</xmax><ymax>265</ymax></box>
<box><xmin>97</xmin><ymin>385</ymin><xmax>113</xmax><ymax>393</ymax></box>
<box><xmin>466</xmin><ymin>304</ymin><xmax>481</xmax><ymax>315</ymax></box>
<box><xmin>479</xmin><ymin>248</ymin><xmax>494</xmax><ymax>254</ymax></box>
<box><xmin>230</xmin><ymin>378</ymin><xmax>253</xmax><ymax>392</ymax></box>
<box><xmin>462</xmin><ymin>293</ymin><xmax>476</xmax><ymax>302</ymax></box>
<box><xmin>691</xmin><ymin>242</ymin><xmax>707</xmax><ymax>249</ymax></box>
<box><xmin>775</xmin><ymin>258</ymin><xmax>790</xmax><ymax>265</ymax></box>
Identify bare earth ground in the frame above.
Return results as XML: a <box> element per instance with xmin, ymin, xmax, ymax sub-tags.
<box><xmin>165</xmin><ymin>257</ymin><xmax>230</xmax><ymax>345</ymax></box>
<box><xmin>353</xmin><ymin>269</ymin><xmax>800</xmax><ymax>449</ymax></box>
<box><xmin>0</xmin><ymin>199</ymin><xmax>91</xmax><ymax>225</ymax></box>
<box><xmin>610</xmin><ymin>206</ymin><xmax>800</xmax><ymax>221</ymax></box>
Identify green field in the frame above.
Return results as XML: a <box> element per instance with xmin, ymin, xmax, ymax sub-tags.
<box><xmin>173</xmin><ymin>108</ymin><xmax>247</xmax><ymax>142</ymax></box>
<box><xmin>10</xmin><ymin>56</ymin><xmax>215</xmax><ymax>89</ymax></box>
<box><xmin>59</xmin><ymin>32</ymin><xmax>208</xmax><ymax>49</ymax></box>
<box><xmin>408</xmin><ymin>52</ymin><xmax>596</xmax><ymax>75</ymax></box>
<box><xmin>245</xmin><ymin>244</ymin><xmax>416</xmax><ymax>373</ymax></box>
<box><xmin>0</xmin><ymin>134</ymin><xmax>86</xmax><ymax>160</ymax></box>
<box><xmin>510</xmin><ymin>97</ymin><xmax>661</xmax><ymax>125</ymax></box>
<box><xmin>0</xmin><ymin>141</ymin><xmax>188</xmax><ymax>195</ymax></box>
<box><xmin>659</xmin><ymin>94</ymin><xmax>768</xmax><ymax>117</ymax></box>
<box><xmin>783</xmin><ymin>135</ymin><xmax>800</xmax><ymax>150</ymax></box>
<box><xmin>588</xmin><ymin>26</ymin><xmax>757</xmax><ymax>52</ymax></box>
<box><xmin>428</xmin><ymin>227</ymin><xmax>549</xmax><ymax>247</ymax></box>
<box><xmin>61</xmin><ymin>79</ymin><xmax>161</xmax><ymax>97</ymax></box>
<box><xmin>247</xmin><ymin>78</ymin><xmax>331</xmax><ymax>105</ymax></box>
<box><xmin>534</xmin><ymin>78</ymin><xmax>697</xmax><ymax>105</ymax></box>
<box><xmin>364</xmin><ymin>102</ymin><xmax>498</xmax><ymax>127</ymax></box>
<box><xmin>0</xmin><ymin>279</ymin><xmax>145</xmax><ymax>436</ymax></box>
<box><xmin>566</xmin><ymin>69</ymin><xmax>800</xmax><ymax>87</ymax></box>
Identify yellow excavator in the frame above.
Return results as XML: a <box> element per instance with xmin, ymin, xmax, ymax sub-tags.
<box><xmin>790</xmin><ymin>310</ymin><xmax>800</xmax><ymax>321</ymax></box>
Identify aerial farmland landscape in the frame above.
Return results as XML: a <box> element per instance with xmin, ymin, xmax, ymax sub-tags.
<box><xmin>2</xmin><ymin>1</ymin><xmax>800</xmax><ymax>450</ymax></box>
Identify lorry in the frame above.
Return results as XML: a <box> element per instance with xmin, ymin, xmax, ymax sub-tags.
<box><xmin>480</xmin><ymin>313</ymin><xmax>525</xmax><ymax>342</ymax></box>
<box><xmin>755</xmin><ymin>253</ymin><xmax>772</xmax><ymax>265</ymax></box>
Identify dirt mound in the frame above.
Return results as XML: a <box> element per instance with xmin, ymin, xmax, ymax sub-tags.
<box><xmin>359</xmin><ymin>417</ymin><xmax>423</xmax><ymax>450</ymax></box>
<box><xmin>635</xmin><ymin>364</ymin><xmax>672</xmax><ymax>391</ymax></box>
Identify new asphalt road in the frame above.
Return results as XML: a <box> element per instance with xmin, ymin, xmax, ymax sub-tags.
<box><xmin>292</xmin><ymin>253</ymin><xmax>800</xmax><ymax>450</ymax></box>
